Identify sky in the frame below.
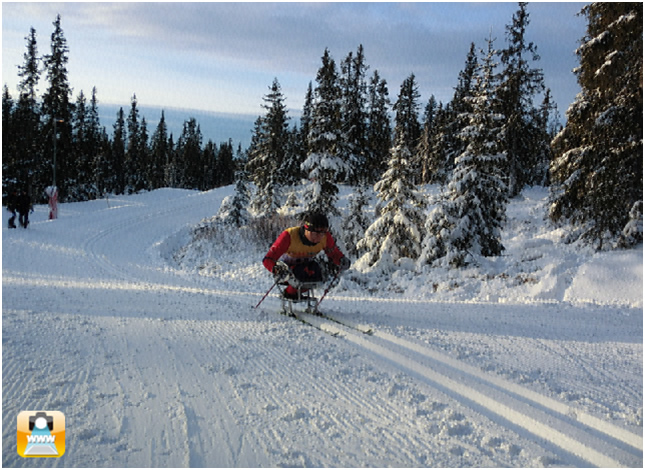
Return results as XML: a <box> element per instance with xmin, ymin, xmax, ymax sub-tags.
<box><xmin>3</xmin><ymin>2</ymin><xmax>587</xmax><ymax>128</ymax></box>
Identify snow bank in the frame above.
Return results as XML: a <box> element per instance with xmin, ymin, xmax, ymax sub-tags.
<box><xmin>565</xmin><ymin>245</ymin><xmax>643</xmax><ymax>307</ymax></box>
<box><xmin>168</xmin><ymin>185</ymin><xmax>643</xmax><ymax>310</ymax></box>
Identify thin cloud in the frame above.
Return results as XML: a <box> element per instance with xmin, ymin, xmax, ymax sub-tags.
<box><xmin>2</xmin><ymin>2</ymin><xmax>585</xmax><ymax>115</ymax></box>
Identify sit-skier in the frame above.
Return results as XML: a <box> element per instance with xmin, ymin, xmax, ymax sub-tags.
<box><xmin>263</xmin><ymin>212</ymin><xmax>350</xmax><ymax>302</ymax></box>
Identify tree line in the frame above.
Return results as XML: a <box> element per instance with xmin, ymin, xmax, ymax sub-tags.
<box><xmin>240</xmin><ymin>2</ymin><xmax>641</xmax><ymax>266</ymax></box>
<box><xmin>3</xmin><ymin>3</ymin><xmax>642</xmax><ymax>261</ymax></box>
<box><xmin>2</xmin><ymin>15</ymin><xmax>239</xmax><ymax>203</ymax></box>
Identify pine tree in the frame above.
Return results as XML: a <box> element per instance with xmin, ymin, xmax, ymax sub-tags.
<box><xmin>341</xmin><ymin>186</ymin><xmax>371</xmax><ymax>258</ymax></box>
<box><xmin>87</xmin><ymin>87</ymin><xmax>108</xmax><ymax>196</ymax></box>
<box><xmin>425</xmin><ymin>102</ymin><xmax>453</xmax><ymax>185</ymax></box>
<box><xmin>17</xmin><ymin>27</ymin><xmax>40</xmax><ymax>108</ymax></box>
<box><xmin>247</xmin><ymin>78</ymin><xmax>290</xmax><ymax>216</ymax></box>
<box><xmin>358</xmin><ymin>135</ymin><xmax>427</xmax><ymax>270</ymax></box>
<box><xmin>41</xmin><ymin>14</ymin><xmax>73</xmax><ymax>199</ymax></box>
<box><xmin>202</xmin><ymin>140</ymin><xmax>217</xmax><ymax>189</ymax></box>
<box><xmin>416</xmin><ymin>95</ymin><xmax>437</xmax><ymax>184</ymax></box>
<box><xmin>530</xmin><ymin>88</ymin><xmax>558</xmax><ymax>187</ymax></box>
<box><xmin>297</xmin><ymin>82</ymin><xmax>314</xmax><ymax>163</ymax></box>
<box><xmin>454</xmin><ymin>43</ymin><xmax>479</xmax><ymax>115</ymax></box>
<box><xmin>70</xmin><ymin>90</ymin><xmax>94</xmax><ymax>199</ymax></box>
<box><xmin>443</xmin><ymin>43</ymin><xmax>479</xmax><ymax>181</ymax></box>
<box><xmin>164</xmin><ymin>134</ymin><xmax>177</xmax><ymax>188</ymax></box>
<box><xmin>176</xmin><ymin>118</ymin><xmax>203</xmax><ymax>189</ymax></box>
<box><xmin>420</xmin><ymin>36</ymin><xmax>507</xmax><ymax>268</ymax></box>
<box><xmin>465</xmin><ymin>36</ymin><xmax>508</xmax><ymax>257</ymax></box>
<box><xmin>2</xmin><ymin>86</ymin><xmax>17</xmax><ymax>198</ymax></box>
<box><xmin>8</xmin><ymin>27</ymin><xmax>41</xmax><ymax>196</ymax></box>
<box><xmin>358</xmin><ymin>75</ymin><xmax>426</xmax><ymax>270</ymax></box>
<box><xmin>497</xmin><ymin>2</ymin><xmax>546</xmax><ymax>196</ymax></box>
<box><xmin>149</xmin><ymin>111</ymin><xmax>170</xmax><ymax>190</ymax></box>
<box><xmin>282</xmin><ymin>125</ymin><xmax>304</xmax><ymax>184</ymax></box>
<box><xmin>550</xmin><ymin>2</ymin><xmax>642</xmax><ymax>249</ymax></box>
<box><xmin>110</xmin><ymin>108</ymin><xmax>126</xmax><ymax>194</ymax></box>
<box><xmin>365</xmin><ymin>70</ymin><xmax>391</xmax><ymax>184</ymax></box>
<box><xmin>125</xmin><ymin>94</ymin><xmax>149</xmax><ymax>193</ymax></box>
<box><xmin>222</xmin><ymin>168</ymin><xmax>251</xmax><ymax>227</ymax></box>
<box><xmin>340</xmin><ymin>45</ymin><xmax>369</xmax><ymax>184</ymax></box>
<box><xmin>302</xmin><ymin>48</ymin><xmax>348</xmax><ymax>215</ymax></box>
<box><xmin>392</xmin><ymin>74</ymin><xmax>421</xmax><ymax>156</ymax></box>
<box><xmin>216</xmin><ymin>140</ymin><xmax>235</xmax><ymax>187</ymax></box>
<box><xmin>16</xmin><ymin>27</ymin><xmax>41</xmax><ymax>168</ymax></box>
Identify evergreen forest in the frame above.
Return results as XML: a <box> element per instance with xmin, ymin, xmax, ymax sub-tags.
<box><xmin>3</xmin><ymin>3</ymin><xmax>642</xmax><ymax>263</ymax></box>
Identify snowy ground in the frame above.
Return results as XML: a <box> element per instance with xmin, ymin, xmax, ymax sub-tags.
<box><xmin>2</xmin><ymin>185</ymin><xmax>642</xmax><ymax>467</ymax></box>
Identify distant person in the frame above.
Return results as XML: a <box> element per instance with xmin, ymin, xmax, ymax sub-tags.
<box><xmin>17</xmin><ymin>190</ymin><xmax>32</xmax><ymax>228</ymax></box>
<box><xmin>6</xmin><ymin>190</ymin><xmax>18</xmax><ymax>228</ymax></box>
<box><xmin>263</xmin><ymin>211</ymin><xmax>350</xmax><ymax>299</ymax></box>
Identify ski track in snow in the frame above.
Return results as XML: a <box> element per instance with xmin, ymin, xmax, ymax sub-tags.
<box><xmin>2</xmin><ymin>187</ymin><xmax>642</xmax><ymax>467</ymax></box>
<box><xmin>301</xmin><ymin>313</ymin><xmax>641</xmax><ymax>467</ymax></box>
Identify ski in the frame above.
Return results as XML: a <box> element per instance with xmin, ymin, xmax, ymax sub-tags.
<box><xmin>312</xmin><ymin>311</ymin><xmax>374</xmax><ymax>335</ymax></box>
<box><xmin>268</xmin><ymin>271</ymin><xmax>373</xmax><ymax>336</ymax></box>
<box><xmin>293</xmin><ymin>312</ymin><xmax>345</xmax><ymax>336</ymax></box>
<box><xmin>279</xmin><ymin>307</ymin><xmax>373</xmax><ymax>336</ymax></box>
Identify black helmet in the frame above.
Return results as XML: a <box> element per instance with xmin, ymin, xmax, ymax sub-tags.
<box><xmin>303</xmin><ymin>211</ymin><xmax>329</xmax><ymax>232</ymax></box>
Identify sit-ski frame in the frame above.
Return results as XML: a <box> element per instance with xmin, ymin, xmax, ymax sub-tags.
<box><xmin>277</xmin><ymin>280</ymin><xmax>324</xmax><ymax>316</ymax></box>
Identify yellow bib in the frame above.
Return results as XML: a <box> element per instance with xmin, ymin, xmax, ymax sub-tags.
<box><xmin>284</xmin><ymin>226</ymin><xmax>327</xmax><ymax>260</ymax></box>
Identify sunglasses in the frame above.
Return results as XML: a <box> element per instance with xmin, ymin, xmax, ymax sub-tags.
<box><xmin>304</xmin><ymin>225</ymin><xmax>328</xmax><ymax>234</ymax></box>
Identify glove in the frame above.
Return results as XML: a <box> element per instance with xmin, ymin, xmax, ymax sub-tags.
<box><xmin>272</xmin><ymin>261</ymin><xmax>291</xmax><ymax>282</ymax></box>
<box><xmin>338</xmin><ymin>257</ymin><xmax>350</xmax><ymax>272</ymax></box>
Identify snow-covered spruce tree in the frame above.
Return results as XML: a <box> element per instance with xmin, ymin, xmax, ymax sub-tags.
<box><xmin>41</xmin><ymin>14</ymin><xmax>73</xmax><ymax>200</ymax></box>
<box><xmin>425</xmin><ymin>101</ymin><xmax>453</xmax><ymax>185</ymax></box>
<box><xmin>416</xmin><ymin>95</ymin><xmax>437</xmax><ymax>184</ymax></box>
<box><xmin>340</xmin><ymin>45</ymin><xmax>369</xmax><ymax>185</ymax></box>
<box><xmin>8</xmin><ymin>27</ymin><xmax>41</xmax><ymax>196</ymax></box>
<box><xmin>125</xmin><ymin>95</ymin><xmax>149</xmax><ymax>193</ymax></box>
<box><xmin>279</xmin><ymin>188</ymin><xmax>301</xmax><ymax>217</ymax></box>
<box><xmin>107</xmin><ymin>107</ymin><xmax>128</xmax><ymax>194</ymax></box>
<box><xmin>497</xmin><ymin>2</ymin><xmax>546</xmax><ymax>196</ymax></box>
<box><xmin>302</xmin><ymin>49</ymin><xmax>349</xmax><ymax>215</ymax></box>
<box><xmin>175</xmin><ymin>117</ymin><xmax>202</xmax><ymax>190</ymax></box>
<box><xmin>530</xmin><ymin>89</ymin><xmax>560</xmax><ymax>187</ymax></box>
<box><xmin>421</xmin><ymin>43</ymin><xmax>478</xmax><ymax>189</ymax></box>
<box><xmin>341</xmin><ymin>186</ymin><xmax>371</xmax><ymax>259</ymax></box>
<box><xmin>358</xmin><ymin>137</ymin><xmax>427</xmax><ymax>270</ymax></box>
<box><xmin>221</xmin><ymin>169</ymin><xmax>251</xmax><ymax>227</ymax></box>
<box><xmin>364</xmin><ymin>70</ymin><xmax>391</xmax><ymax>184</ymax></box>
<box><xmin>70</xmin><ymin>91</ymin><xmax>94</xmax><ymax>199</ymax></box>
<box><xmin>246</xmin><ymin>78</ymin><xmax>290</xmax><ymax>217</ymax></box>
<box><xmin>148</xmin><ymin>111</ymin><xmax>169</xmax><ymax>190</ymax></box>
<box><xmin>442</xmin><ymin>43</ymin><xmax>479</xmax><ymax>180</ymax></box>
<box><xmin>280</xmin><ymin>124</ymin><xmax>304</xmax><ymax>186</ymax></box>
<box><xmin>87</xmin><ymin>88</ymin><xmax>109</xmax><ymax>193</ymax></box>
<box><xmin>550</xmin><ymin>2</ymin><xmax>642</xmax><ymax>250</ymax></box>
<box><xmin>358</xmin><ymin>74</ymin><xmax>426</xmax><ymax>270</ymax></box>
<box><xmin>420</xmin><ymin>36</ymin><xmax>507</xmax><ymax>268</ymax></box>
<box><xmin>618</xmin><ymin>201</ymin><xmax>643</xmax><ymax>249</ymax></box>
<box><xmin>215</xmin><ymin>140</ymin><xmax>236</xmax><ymax>188</ymax></box>
<box><xmin>392</xmin><ymin>74</ymin><xmax>422</xmax><ymax>171</ymax></box>
<box><xmin>294</xmin><ymin>82</ymin><xmax>314</xmax><ymax>171</ymax></box>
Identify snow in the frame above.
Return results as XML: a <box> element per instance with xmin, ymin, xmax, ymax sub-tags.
<box><xmin>2</xmin><ymin>185</ymin><xmax>642</xmax><ymax>467</ymax></box>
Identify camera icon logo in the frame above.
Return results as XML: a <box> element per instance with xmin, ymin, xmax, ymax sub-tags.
<box><xmin>17</xmin><ymin>411</ymin><xmax>65</xmax><ymax>458</ymax></box>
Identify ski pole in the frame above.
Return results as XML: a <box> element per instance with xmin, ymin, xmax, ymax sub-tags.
<box><xmin>255</xmin><ymin>279</ymin><xmax>279</xmax><ymax>309</ymax></box>
<box><xmin>316</xmin><ymin>271</ymin><xmax>341</xmax><ymax>310</ymax></box>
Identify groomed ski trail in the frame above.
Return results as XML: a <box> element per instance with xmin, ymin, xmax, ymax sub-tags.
<box><xmin>3</xmin><ymin>188</ymin><xmax>642</xmax><ymax>468</ymax></box>
<box><xmin>266</xmin><ymin>295</ymin><xmax>641</xmax><ymax>467</ymax></box>
<box><xmin>313</xmin><ymin>319</ymin><xmax>642</xmax><ymax>467</ymax></box>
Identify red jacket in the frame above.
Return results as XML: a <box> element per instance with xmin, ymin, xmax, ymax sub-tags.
<box><xmin>263</xmin><ymin>226</ymin><xmax>344</xmax><ymax>272</ymax></box>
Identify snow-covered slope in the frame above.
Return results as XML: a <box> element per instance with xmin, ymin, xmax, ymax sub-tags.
<box><xmin>2</xmin><ymin>187</ymin><xmax>642</xmax><ymax>467</ymax></box>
